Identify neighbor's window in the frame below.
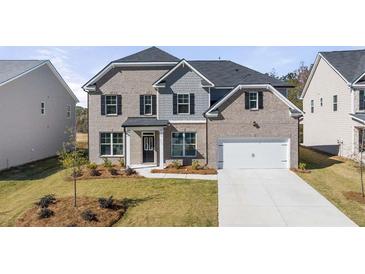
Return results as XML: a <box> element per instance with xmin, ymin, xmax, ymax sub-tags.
<box><xmin>100</xmin><ymin>132</ymin><xmax>123</xmax><ymax>156</ymax></box>
<box><xmin>320</xmin><ymin>98</ymin><xmax>323</xmax><ymax>107</ymax></box>
<box><xmin>41</xmin><ymin>102</ymin><xmax>45</xmax><ymax>115</ymax></box>
<box><xmin>249</xmin><ymin>92</ymin><xmax>258</xmax><ymax>110</ymax></box>
<box><xmin>333</xmin><ymin>95</ymin><xmax>338</xmax><ymax>111</ymax></box>
<box><xmin>171</xmin><ymin>132</ymin><xmax>196</xmax><ymax>157</ymax></box>
<box><xmin>66</xmin><ymin>105</ymin><xmax>71</xmax><ymax>119</ymax></box>
<box><xmin>177</xmin><ymin>94</ymin><xmax>190</xmax><ymax>114</ymax></box>
<box><xmin>359</xmin><ymin>90</ymin><xmax>365</xmax><ymax>111</ymax></box>
<box><xmin>105</xmin><ymin>95</ymin><xmax>117</xmax><ymax>115</ymax></box>
<box><xmin>144</xmin><ymin>95</ymin><xmax>152</xmax><ymax>115</ymax></box>
<box><xmin>359</xmin><ymin>129</ymin><xmax>365</xmax><ymax>152</ymax></box>
<box><xmin>310</xmin><ymin>100</ymin><xmax>314</xmax><ymax>113</ymax></box>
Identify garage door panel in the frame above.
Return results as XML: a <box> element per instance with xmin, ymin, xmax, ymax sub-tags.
<box><xmin>219</xmin><ymin>139</ymin><xmax>289</xmax><ymax>169</ymax></box>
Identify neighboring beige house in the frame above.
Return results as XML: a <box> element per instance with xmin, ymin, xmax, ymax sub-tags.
<box><xmin>301</xmin><ymin>49</ymin><xmax>365</xmax><ymax>159</ymax></box>
<box><xmin>0</xmin><ymin>60</ymin><xmax>79</xmax><ymax>171</ymax></box>
<box><xmin>83</xmin><ymin>47</ymin><xmax>302</xmax><ymax>169</ymax></box>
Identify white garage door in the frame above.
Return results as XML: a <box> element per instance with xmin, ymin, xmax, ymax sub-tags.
<box><xmin>218</xmin><ymin>138</ymin><xmax>289</xmax><ymax>169</ymax></box>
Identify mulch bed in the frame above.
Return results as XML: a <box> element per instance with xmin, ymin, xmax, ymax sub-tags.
<box><xmin>291</xmin><ymin>168</ymin><xmax>311</xmax><ymax>174</ymax></box>
<box><xmin>16</xmin><ymin>197</ymin><xmax>127</xmax><ymax>227</ymax></box>
<box><xmin>343</xmin><ymin>191</ymin><xmax>365</xmax><ymax>205</ymax></box>
<box><xmin>151</xmin><ymin>166</ymin><xmax>217</xmax><ymax>175</ymax></box>
<box><xmin>69</xmin><ymin>166</ymin><xmax>143</xmax><ymax>181</ymax></box>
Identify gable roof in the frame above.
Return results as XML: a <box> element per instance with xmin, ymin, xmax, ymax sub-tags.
<box><xmin>113</xmin><ymin>47</ymin><xmax>180</xmax><ymax>63</ymax></box>
<box><xmin>0</xmin><ymin>60</ymin><xmax>46</xmax><ymax>85</ymax></box>
<box><xmin>0</xmin><ymin>60</ymin><xmax>79</xmax><ymax>102</ymax></box>
<box><xmin>320</xmin><ymin>49</ymin><xmax>365</xmax><ymax>83</ymax></box>
<box><xmin>189</xmin><ymin>60</ymin><xmax>291</xmax><ymax>87</ymax></box>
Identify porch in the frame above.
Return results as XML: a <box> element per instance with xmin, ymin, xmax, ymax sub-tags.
<box><xmin>122</xmin><ymin>117</ymin><xmax>169</xmax><ymax>169</ymax></box>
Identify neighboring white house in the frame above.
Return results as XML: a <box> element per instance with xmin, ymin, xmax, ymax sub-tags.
<box><xmin>301</xmin><ymin>49</ymin><xmax>365</xmax><ymax>159</ymax></box>
<box><xmin>0</xmin><ymin>60</ymin><xmax>79</xmax><ymax>171</ymax></box>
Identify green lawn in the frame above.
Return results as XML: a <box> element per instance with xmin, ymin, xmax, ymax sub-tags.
<box><xmin>297</xmin><ymin>146</ymin><xmax>365</xmax><ymax>226</ymax></box>
<box><xmin>0</xmin><ymin>158</ymin><xmax>218</xmax><ymax>227</ymax></box>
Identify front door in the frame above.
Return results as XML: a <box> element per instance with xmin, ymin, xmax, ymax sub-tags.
<box><xmin>143</xmin><ymin>134</ymin><xmax>155</xmax><ymax>163</ymax></box>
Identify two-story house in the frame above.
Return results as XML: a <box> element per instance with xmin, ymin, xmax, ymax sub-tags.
<box><xmin>83</xmin><ymin>47</ymin><xmax>302</xmax><ymax>169</ymax></box>
<box><xmin>0</xmin><ymin>60</ymin><xmax>78</xmax><ymax>171</ymax></box>
<box><xmin>301</xmin><ymin>49</ymin><xmax>365</xmax><ymax>159</ymax></box>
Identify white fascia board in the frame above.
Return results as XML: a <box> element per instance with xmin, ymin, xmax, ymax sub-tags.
<box><xmin>350</xmin><ymin>114</ymin><xmax>365</xmax><ymax>124</ymax></box>
<box><xmin>352</xmin><ymin>84</ymin><xmax>365</xmax><ymax>89</ymax></box>
<box><xmin>83</xmin><ymin>62</ymin><xmax>177</xmax><ymax>90</ymax></box>
<box><xmin>205</xmin><ymin>84</ymin><xmax>303</xmax><ymax>116</ymax></box>
<box><xmin>153</xmin><ymin>59</ymin><xmax>214</xmax><ymax>88</ymax></box>
<box><xmin>169</xmin><ymin>120</ymin><xmax>206</xmax><ymax>124</ymax></box>
<box><xmin>0</xmin><ymin>60</ymin><xmax>79</xmax><ymax>103</ymax></box>
<box><xmin>353</xmin><ymin>72</ymin><xmax>365</xmax><ymax>85</ymax></box>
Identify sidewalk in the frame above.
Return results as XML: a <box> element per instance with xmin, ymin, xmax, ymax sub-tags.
<box><xmin>137</xmin><ymin>168</ymin><xmax>217</xmax><ymax>181</ymax></box>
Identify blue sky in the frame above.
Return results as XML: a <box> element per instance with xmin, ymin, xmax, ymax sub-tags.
<box><xmin>0</xmin><ymin>46</ymin><xmax>360</xmax><ymax>107</ymax></box>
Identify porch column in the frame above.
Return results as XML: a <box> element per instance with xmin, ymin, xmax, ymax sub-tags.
<box><xmin>126</xmin><ymin>129</ymin><xmax>131</xmax><ymax>167</ymax></box>
<box><xmin>159</xmin><ymin>128</ymin><xmax>164</xmax><ymax>168</ymax></box>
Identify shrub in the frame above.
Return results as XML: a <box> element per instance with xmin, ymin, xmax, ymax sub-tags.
<box><xmin>125</xmin><ymin>167</ymin><xmax>136</xmax><ymax>176</ymax></box>
<box><xmin>192</xmin><ymin>160</ymin><xmax>200</xmax><ymax>170</ymax></box>
<box><xmin>87</xmin><ymin>162</ymin><xmax>99</xmax><ymax>176</ymax></box>
<box><xmin>171</xmin><ymin>160</ymin><xmax>182</xmax><ymax>169</ymax></box>
<box><xmin>81</xmin><ymin>210</ymin><xmax>97</xmax><ymax>222</ymax></box>
<box><xmin>108</xmin><ymin>167</ymin><xmax>118</xmax><ymax>176</ymax></box>
<box><xmin>98</xmin><ymin>196</ymin><xmax>114</xmax><ymax>209</ymax></box>
<box><xmin>38</xmin><ymin>208</ymin><xmax>54</xmax><ymax>219</ymax></box>
<box><xmin>118</xmin><ymin>158</ymin><xmax>125</xmax><ymax>168</ymax></box>
<box><xmin>103</xmin><ymin>158</ymin><xmax>113</xmax><ymax>169</ymax></box>
<box><xmin>36</xmin><ymin>194</ymin><xmax>56</xmax><ymax>208</ymax></box>
<box><xmin>299</xmin><ymin>162</ymin><xmax>307</xmax><ymax>170</ymax></box>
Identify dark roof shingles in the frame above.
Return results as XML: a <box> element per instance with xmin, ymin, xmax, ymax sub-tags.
<box><xmin>0</xmin><ymin>60</ymin><xmax>45</xmax><ymax>84</ymax></box>
<box><xmin>122</xmin><ymin>117</ymin><xmax>169</xmax><ymax>127</ymax></box>
<box><xmin>113</xmin><ymin>47</ymin><xmax>180</xmax><ymax>63</ymax></box>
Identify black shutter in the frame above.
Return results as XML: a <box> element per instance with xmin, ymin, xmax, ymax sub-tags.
<box><xmin>101</xmin><ymin>95</ymin><xmax>106</xmax><ymax>115</ymax></box>
<box><xmin>190</xmin><ymin>93</ymin><xmax>195</xmax><ymax>114</ymax></box>
<box><xmin>258</xmin><ymin>92</ymin><xmax>263</xmax><ymax>109</ymax></box>
<box><xmin>140</xmin><ymin>95</ymin><xmax>144</xmax><ymax>115</ymax></box>
<box><xmin>152</xmin><ymin>95</ymin><xmax>157</xmax><ymax>115</ymax></box>
<box><xmin>117</xmin><ymin>95</ymin><xmax>122</xmax><ymax>115</ymax></box>
<box><xmin>360</xmin><ymin>90</ymin><xmax>365</xmax><ymax>111</ymax></box>
<box><xmin>173</xmin><ymin>93</ymin><xmax>177</xmax><ymax>114</ymax></box>
<box><xmin>244</xmin><ymin>92</ymin><xmax>249</xmax><ymax>109</ymax></box>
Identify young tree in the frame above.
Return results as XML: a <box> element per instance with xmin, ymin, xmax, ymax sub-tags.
<box><xmin>58</xmin><ymin>127</ymin><xmax>87</xmax><ymax>207</ymax></box>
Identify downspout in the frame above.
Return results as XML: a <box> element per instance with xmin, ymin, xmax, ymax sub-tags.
<box><xmin>87</xmin><ymin>92</ymin><xmax>90</xmax><ymax>161</ymax></box>
<box><xmin>205</xmin><ymin>116</ymin><xmax>209</xmax><ymax>166</ymax></box>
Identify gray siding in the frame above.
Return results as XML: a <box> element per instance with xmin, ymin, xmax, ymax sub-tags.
<box><xmin>0</xmin><ymin>64</ymin><xmax>76</xmax><ymax>171</ymax></box>
<box><xmin>158</xmin><ymin>66</ymin><xmax>209</xmax><ymax>120</ymax></box>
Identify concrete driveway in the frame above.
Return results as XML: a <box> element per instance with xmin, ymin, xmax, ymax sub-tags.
<box><xmin>218</xmin><ymin>169</ymin><xmax>357</xmax><ymax>227</ymax></box>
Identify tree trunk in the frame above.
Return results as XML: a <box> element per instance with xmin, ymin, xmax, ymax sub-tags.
<box><xmin>73</xmin><ymin>168</ymin><xmax>77</xmax><ymax>207</ymax></box>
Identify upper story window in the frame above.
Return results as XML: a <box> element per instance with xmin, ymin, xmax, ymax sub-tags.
<box><xmin>359</xmin><ymin>90</ymin><xmax>365</xmax><ymax>111</ymax></box>
<box><xmin>100</xmin><ymin>132</ymin><xmax>123</xmax><ymax>156</ymax></box>
<box><xmin>66</xmin><ymin>105</ymin><xmax>71</xmax><ymax>119</ymax></box>
<box><xmin>320</xmin><ymin>98</ymin><xmax>323</xmax><ymax>107</ymax></box>
<box><xmin>333</xmin><ymin>95</ymin><xmax>338</xmax><ymax>112</ymax></box>
<box><xmin>177</xmin><ymin>94</ymin><xmax>190</xmax><ymax>114</ymax></box>
<box><xmin>140</xmin><ymin>95</ymin><xmax>156</xmax><ymax>116</ymax></box>
<box><xmin>249</xmin><ymin>92</ymin><xmax>258</xmax><ymax>110</ymax></box>
<box><xmin>144</xmin><ymin>95</ymin><xmax>152</xmax><ymax>115</ymax></box>
<box><xmin>171</xmin><ymin>132</ymin><xmax>196</xmax><ymax>157</ymax></box>
<box><xmin>41</xmin><ymin>102</ymin><xmax>45</xmax><ymax>115</ymax></box>
<box><xmin>106</xmin><ymin>95</ymin><xmax>117</xmax><ymax>115</ymax></box>
<box><xmin>310</xmin><ymin>100</ymin><xmax>314</xmax><ymax>113</ymax></box>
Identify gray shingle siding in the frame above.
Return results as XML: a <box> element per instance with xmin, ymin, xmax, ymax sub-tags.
<box><xmin>158</xmin><ymin>65</ymin><xmax>209</xmax><ymax>120</ymax></box>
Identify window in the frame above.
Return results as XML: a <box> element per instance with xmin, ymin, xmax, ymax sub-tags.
<box><xmin>310</xmin><ymin>100</ymin><xmax>314</xmax><ymax>113</ymax></box>
<box><xmin>177</xmin><ymin>94</ymin><xmax>190</xmax><ymax>114</ymax></box>
<box><xmin>320</xmin><ymin>98</ymin><xmax>323</xmax><ymax>107</ymax></box>
<box><xmin>100</xmin><ymin>132</ymin><xmax>123</xmax><ymax>156</ymax></box>
<box><xmin>41</xmin><ymin>102</ymin><xmax>45</xmax><ymax>115</ymax></box>
<box><xmin>144</xmin><ymin>95</ymin><xmax>152</xmax><ymax>115</ymax></box>
<box><xmin>359</xmin><ymin>90</ymin><xmax>365</xmax><ymax>111</ymax></box>
<box><xmin>105</xmin><ymin>95</ymin><xmax>117</xmax><ymax>115</ymax></box>
<box><xmin>171</xmin><ymin>132</ymin><xmax>196</xmax><ymax>157</ymax></box>
<box><xmin>249</xmin><ymin>92</ymin><xmax>258</xmax><ymax>110</ymax></box>
<box><xmin>359</xmin><ymin>128</ymin><xmax>365</xmax><ymax>152</ymax></box>
<box><xmin>66</xmin><ymin>105</ymin><xmax>71</xmax><ymax>119</ymax></box>
<box><xmin>333</xmin><ymin>95</ymin><xmax>338</xmax><ymax>111</ymax></box>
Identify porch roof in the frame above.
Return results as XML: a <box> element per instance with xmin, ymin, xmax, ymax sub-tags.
<box><xmin>122</xmin><ymin>117</ymin><xmax>169</xmax><ymax>127</ymax></box>
<box><xmin>350</xmin><ymin>113</ymin><xmax>365</xmax><ymax>124</ymax></box>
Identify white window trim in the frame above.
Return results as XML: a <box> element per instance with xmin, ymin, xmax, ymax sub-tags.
<box><xmin>100</xmin><ymin>132</ymin><xmax>124</xmax><ymax>157</ymax></box>
<box><xmin>143</xmin><ymin>95</ymin><xmax>153</xmax><ymax>116</ymax></box>
<box><xmin>66</xmin><ymin>104</ymin><xmax>71</xmax><ymax>119</ymax></box>
<box><xmin>41</xmin><ymin>101</ymin><xmax>46</xmax><ymax>115</ymax></box>
<box><xmin>310</xmin><ymin>99</ymin><xmax>314</xmax><ymax>113</ymax></box>
<box><xmin>177</xmin><ymin>93</ymin><xmax>190</xmax><ymax>114</ymax></box>
<box><xmin>248</xmin><ymin>91</ymin><xmax>259</xmax><ymax>110</ymax></box>
<box><xmin>105</xmin><ymin>95</ymin><xmax>118</xmax><ymax>116</ymax></box>
<box><xmin>333</xmin><ymin>95</ymin><xmax>338</xmax><ymax>112</ymax></box>
<box><xmin>359</xmin><ymin>90</ymin><xmax>365</xmax><ymax>111</ymax></box>
<box><xmin>171</xmin><ymin>132</ymin><xmax>197</xmax><ymax>157</ymax></box>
